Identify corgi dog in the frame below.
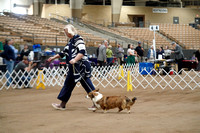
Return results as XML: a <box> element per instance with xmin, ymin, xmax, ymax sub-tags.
<box><xmin>88</xmin><ymin>89</ymin><xmax>137</xmax><ymax>113</ymax></box>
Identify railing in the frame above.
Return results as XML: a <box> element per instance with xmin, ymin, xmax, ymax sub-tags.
<box><xmin>0</xmin><ymin>64</ymin><xmax>199</xmax><ymax>90</ymax></box>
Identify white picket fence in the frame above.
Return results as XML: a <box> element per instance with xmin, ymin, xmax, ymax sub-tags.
<box><xmin>0</xmin><ymin>64</ymin><xmax>199</xmax><ymax>90</ymax></box>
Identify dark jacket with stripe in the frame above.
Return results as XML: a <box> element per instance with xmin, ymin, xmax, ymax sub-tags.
<box><xmin>59</xmin><ymin>35</ymin><xmax>91</xmax><ymax>82</ymax></box>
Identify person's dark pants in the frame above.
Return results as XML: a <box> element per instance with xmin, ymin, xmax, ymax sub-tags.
<box><xmin>117</xmin><ymin>57</ymin><xmax>123</xmax><ymax>65</ymax></box>
<box><xmin>138</xmin><ymin>56</ymin><xmax>144</xmax><ymax>63</ymax></box>
<box><xmin>97</xmin><ymin>60</ymin><xmax>106</xmax><ymax>76</ymax></box>
<box><xmin>97</xmin><ymin>60</ymin><xmax>106</xmax><ymax>67</ymax></box>
<box><xmin>107</xmin><ymin>58</ymin><xmax>113</xmax><ymax>65</ymax></box>
<box><xmin>177</xmin><ymin>58</ymin><xmax>183</xmax><ymax>74</ymax></box>
<box><xmin>57</xmin><ymin>70</ymin><xmax>95</xmax><ymax>103</ymax></box>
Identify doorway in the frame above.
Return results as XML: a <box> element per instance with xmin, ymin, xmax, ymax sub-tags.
<box><xmin>128</xmin><ymin>15</ymin><xmax>145</xmax><ymax>27</ymax></box>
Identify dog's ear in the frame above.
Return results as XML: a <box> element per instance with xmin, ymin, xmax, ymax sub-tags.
<box><xmin>96</xmin><ymin>88</ymin><xmax>99</xmax><ymax>92</ymax></box>
<box><xmin>88</xmin><ymin>92</ymin><xmax>94</xmax><ymax>98</ymax></box>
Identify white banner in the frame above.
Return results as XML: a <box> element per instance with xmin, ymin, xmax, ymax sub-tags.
<box><xmin>152</xmin><ymin>8</ymin><xmax>168</xmax><ymax>13</ymax></box>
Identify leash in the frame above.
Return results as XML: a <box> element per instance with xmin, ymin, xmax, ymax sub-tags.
<box><xmin>72</xmin><ymin>64</ymin><xmax>93</xmax><ymax>92</ymax></box>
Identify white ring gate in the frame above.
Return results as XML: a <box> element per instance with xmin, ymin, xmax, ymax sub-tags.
<box><xmin>0</xmin><ymin>64</ymin><xmax>199</xmax><ymax>90</ymax></box>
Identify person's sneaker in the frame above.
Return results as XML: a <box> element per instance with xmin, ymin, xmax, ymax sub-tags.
<box><xmin>15</xmin><ymin>85</ymin><xmax>23</xmax><ymax>89</ymax></box>
<box><xmin>85</xmin><ymin>95</ymin><xmax>90</xmax><ymax>99</ymax></box>
<box><xmin>24</xmin><ymin>85</ymin><xmax>33</xmax><ymax>89</ymax></box>
<box><xmin>88</xmin><ymin>105</ymin><xmax>97</xmax><ymax>111</ymax></box>
<box><xmin>52</xmin><ymin>103</ymin><xmax>66</xmax><ymax>111</ymax></box>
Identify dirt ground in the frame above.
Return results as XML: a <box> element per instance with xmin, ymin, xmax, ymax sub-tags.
<box><xmin>0</xmin><ymin>84</ymin><xmax>200</xmax><ymax>133</ymax></box>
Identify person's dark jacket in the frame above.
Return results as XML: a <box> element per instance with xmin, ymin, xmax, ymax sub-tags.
<box><xmin>195</xmin><ymin>50</ymin><xmax>200</xmax><ymax>61</ymax></box>
<box><xmin>0</xmin><ymin>44</ymin><xmax>15</xmax><ymax>61</ymax></box>
<box><xmin>135</xmin><ymin>46</ymin><xmax>144</xmax><ymax>56</ymax></box>
<box><xmin>20</xmin><ymin>49</ymin><xmax>30</xmax><ymax>60</ymax></box>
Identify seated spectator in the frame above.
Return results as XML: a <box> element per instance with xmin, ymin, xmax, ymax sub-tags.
<box><xmin>20</xmin><ymin>44</ymin><xmax>30</xmax><ymax>61</ymax></box>
<box><xmin>45</xmin><ymin>46</ymin><xmax>52</xmax><ymax>52</ymax></box>
<box><xmin>191</xmin><ymin>52</ymin><xmax>198</xmax><ymax>70</ymax></box>
<box><xmin>13</xmin><ymin>56</ymin><xmax>36</xmax><ymax>88</ymax></box>
<box><xmin>191</xmin><ymin>52</ymin><xmax>198</xmax><ymax>63</ymax></box>
<box><xmin>164</xmin><ymin>46</ymin><xmax>171</xmax><ymax>59</ymax></box>
<box><xmin>157</xmin><ymin>47</ymin><xmax>164</xmax><ymax>59</ymax></box>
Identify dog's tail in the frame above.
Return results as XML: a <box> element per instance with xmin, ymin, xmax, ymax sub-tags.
<box><xmin>132</xmin><ymin>97</ymin><xmax>137</xmax><ymax>102</ymax></box>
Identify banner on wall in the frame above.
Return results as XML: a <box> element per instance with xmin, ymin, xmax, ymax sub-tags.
<box><xmin>152</xmin><ymin>8</ymin><xmax>168</xmax><ymax>13</ymax></box>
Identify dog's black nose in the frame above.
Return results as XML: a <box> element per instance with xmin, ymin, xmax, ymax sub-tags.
<box><xmin>132</xmin><ymin>97</ymin><xmax>137</xmax><ymax>101</ymax></box>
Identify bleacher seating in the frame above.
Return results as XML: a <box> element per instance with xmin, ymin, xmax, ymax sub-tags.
<box><xmin>0</xmin><ymin>14</ymin><xmax>199</xmax><ymax>50</ymax></box>
<box><xmin>0</xmin><ymin>14</ymin><xmax>106</xmax><ymax>47</ymax></box>
<box><xmin>81</xmin><ymin>19</ymin><xmax>171</xmax><ymax>48</ymax></box>
<box><xmin>155</xmin><ymin>23</ymin><xmax>200</xmax><ymax>49</ymax></box>
<box><xmin>113</xmin><ymin>27</ymin><xmax>171</xmax><ymax>48</ymax></box>
<box><xmin>81</xmin><ymin>19</ymin><xmax>199</xmax><ymax>50</ymax></box>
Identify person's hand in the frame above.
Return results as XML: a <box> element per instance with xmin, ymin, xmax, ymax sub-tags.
<box><xmin>69</xmin><ymin>59</ymin><xmax>76</xmax><ymax>64</ymax></box>
<box><xmin>25</xmin><ymin>67</ymin><xmax>30</xmax><ymax>72</ymax></box>
<box><xmin>33</xmin><ymin>63</ymin><xmax>37</xmax><ymax>67</ymax></box>
<box><xmin>47</xmin><ymin>57</ymin><xmax>54</xmax><ymax>62</ymax></box>
<box><xmin>171</xmin><ymin>51</ymin><xmax>174</xmax><ymax>53</ymax></box>
<box><xmin>29</xmin><ymin>61</ymin><xmax>33</xmax><ymax>65</ymax></box>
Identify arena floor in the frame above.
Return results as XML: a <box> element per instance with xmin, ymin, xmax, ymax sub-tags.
<box><xmin>0</xmin><ymin>84</ymin><xmax>200</xmax><ymax>133</ymax></box>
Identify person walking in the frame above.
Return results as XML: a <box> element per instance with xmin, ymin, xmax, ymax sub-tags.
<box><xmin>48</xmin><ymin>24</ymin><xmax>96</xmax><ymax>111</ymax></box>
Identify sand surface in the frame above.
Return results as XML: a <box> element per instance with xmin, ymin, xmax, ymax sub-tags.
<box><xmin>0</xmin><ymin>85</ymin><xmax>200</xmax><ymax>133</ymax></box>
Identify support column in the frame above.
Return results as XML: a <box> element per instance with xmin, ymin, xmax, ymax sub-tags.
<box><xmin>111</xmin><ymin>0</ymin><xmax>123</xmax><ymax>24</ymax></box>
<box><xmin>70</xmin><ymin>0</ymin><xmax>84</xmax><ymax>19</ymax></box>
<box><xmin>33</xmin><ymin>0</ymin><xmax>44</xmax><ymax>17</ymax></box>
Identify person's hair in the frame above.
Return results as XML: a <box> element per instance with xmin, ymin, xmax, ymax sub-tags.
<box><xmin>128</xmin><ymin>44</ymin><xmax>131</xmax><ymax>49</ymax></box>
<box><xmin>160</xmin><ymin>47</ymin><xmax>163</xmax><ymax>51</ymax></box>
<box><xmin>24</xmin><ymin>44</ymin><xmax>28</xmax><ymax>48</ymax></box>
<box><xmin>23</xmin><ymin>56</ymin><xmax>28</xmax><ymax>61</ymax></box>
<box><xmin>171</xmin><ymin>42</ymin><xmax>176</xmax><ymax>45</ymax></box>
<box><xmin>63</xmin><ymin>24</ymin><xmax>77</xmax><ymax>36</ymax></box>
<box><xmin>5</xmin><ymin>38</ymin><xmax>12</xmax><ymax>45</ymax></box>
<box><xmin>166</xmin><ymin>46</ymin><xmax>169</xmax><ymax>49</ymax></box>
<box><xmin>103</xmin><ymin>40</ymin><xmax>108</xmax><ymax>44</ymax></box>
